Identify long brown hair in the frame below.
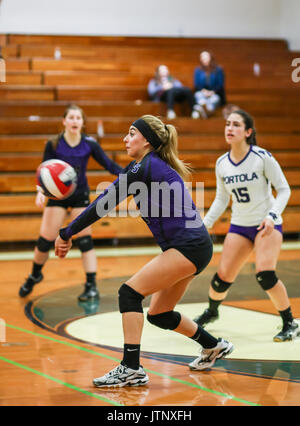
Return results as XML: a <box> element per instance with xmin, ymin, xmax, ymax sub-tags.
<box><xmin>141</xmin><ymin>115</ymin><xmax>192</xmax><ymax>181</ymax></box>
<box><xmin>51</xmin><ymin>104</ymin><xmax>86</xmax><ymax>150</ymax></box>
<box><xmin>199</xmin><ymin>50</ymin><xmax>218</xmax><ymax>73</ymax></box>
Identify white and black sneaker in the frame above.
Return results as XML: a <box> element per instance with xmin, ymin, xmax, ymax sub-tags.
<box><xmin>93</xmin><ymin>363</ymin><xmax>149</xmax><ymax>388</ymax></box>
<box><xmin>273</xmin><ymin>321</ymin><xmax>300</xmax><ymax>342</ymax></box>
<box><xmin>189</xmin><ymin>338</ymin><xmax>234</xmax><ymax>371</ymax></box>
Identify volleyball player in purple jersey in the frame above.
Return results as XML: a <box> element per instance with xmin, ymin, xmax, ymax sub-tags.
<box><xmin>194</xmin><ymin>110</ymin><xmax>299</xmax><ymax>342</ymax></box>
<box><xmin>19</xmin><ymin>105</ymin><xmax>123</xmax><ymax>301</ymax></box>
<box><xmin>55</xmin><ymin>114</ymin><xmax>234</xmax><ymax>387</ymax></box>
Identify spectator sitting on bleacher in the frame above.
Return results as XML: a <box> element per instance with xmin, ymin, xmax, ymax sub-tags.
<box><xmin>193</xmin><ymin>51</ymin><xmax>226</xmax><ymax>118</ymax></box>
<box><xmin>147</xmin><ymin>64</ymin><xmax>199</xmax><ymax>119</ymax></box>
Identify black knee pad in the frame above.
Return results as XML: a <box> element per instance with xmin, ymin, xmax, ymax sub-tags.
<box><xmin>76</xmin><ymin>235</ymin><xmax>94</xmax><ymax>253</ymax></box>
<box><xmin>118</xmin><ymin>283</ymin><xmax>144</xmax><ymax>313</ymax></box>
<box><xmin>211</xmin><ymin>273</ymin><xmax>233</xmax><ymax>293</ymax></box>
<box><xmin>147</xmin><ymin>311</ymin><xmax>181</xmax><ymax>330</ymax></box>
<box><xmin>256</xmin><ymin>270</ymin><xmax>278</xmax><ymax>291</ymax></box>
<box><xmin>36</xmin><ymin>236</ymin><xmax>54</xmax><ymax>252</ymax></box>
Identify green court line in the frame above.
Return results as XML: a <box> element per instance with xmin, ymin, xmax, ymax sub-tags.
<box><xmin>0</xmin><ymin>355</ymin><xmax>123</xmax><ymax>406</ymax></box>
<box><xmin>6</xmin><ymin>323</ymin><xmax>122</xmax><ymax>363</ymax></box>
<box><xmin>5</xmin><ymin>323</ymin><xmax>261</xmax><ymax>406</ymax></box>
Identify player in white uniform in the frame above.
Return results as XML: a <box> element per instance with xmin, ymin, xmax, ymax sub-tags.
<box><xmin>194</xmin><ymin>110</ymin><xmax>299</xmax><ymax>342</ymax></box>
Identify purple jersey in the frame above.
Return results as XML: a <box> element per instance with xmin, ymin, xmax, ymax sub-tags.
<box><xmin>43</xmin><ymin>134</ymin><xmax>122</xmax><ymax>195</ymax></box>
<box><xmin>60</xmin><ymin>151</ymin><xmax>209</xmax><ymax>250</ymax></box>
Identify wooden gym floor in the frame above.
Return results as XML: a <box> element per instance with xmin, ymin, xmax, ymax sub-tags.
<box><xmin>0</xmin><ymin>243</ymin><xmax>300</xmax><ymax>407</ymax></box>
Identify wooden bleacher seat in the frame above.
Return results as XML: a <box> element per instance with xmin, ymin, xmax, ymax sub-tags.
<box><xmin>1</xmin><ymin>98</ymin><xmax>300</xmax><ymax>119</ymax></box>
<box><xmin>5</xmin><ymin>58</ymin><xmax>30</xmax><ymax>71</ymax></box>
<box><xmin>0</xmin><ymin>86</ymin><xmax>55</xmax><ymax>101</ymax></box>
<box><xmin>1</xmin><ymin>116</ymin><xmax>300</xmax><ymax>135</ymax></box>
<box><xmin>0</xmin><ymin>101</ymin><xmax>163</xmax><ymax>119</ymax></box>
<box><xmin>5</xmin><ymin>72</ymin><xmax>43</xmax><ymax>85</ymax></box>
<box><xmin>0</xmin><ymin>34</ymin><xmax>300</xmax><ymax>243</ymax></box>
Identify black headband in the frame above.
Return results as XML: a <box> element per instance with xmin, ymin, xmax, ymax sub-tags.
<box><xmin>132</xmin><ymin>118</ymin><xmax>163</xmax><ymax>150</ymax></box>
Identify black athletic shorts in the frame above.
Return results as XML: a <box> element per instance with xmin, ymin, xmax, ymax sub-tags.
<box><xmin>46</xmin><ymin>189</ymin><xmax>90</xmax><ymax>209</ymax></box>
<box><xmin>163</xmin><ymin>235</ymin><xmax>213</xmax><ymax>276</ymax></box>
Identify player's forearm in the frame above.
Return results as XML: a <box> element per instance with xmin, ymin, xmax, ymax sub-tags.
<box><xmin>203</xmin><ymin>195</ymin><xmax>230</xmax><ymax>228</ymax></box>
<box><xmin>59</xmin><ymin>200</ymin><xmax>99</xmax><ymax>240</ymax></box>
<box><xmin>268</xmin><ymin>186</ymin><xmax>291</xmax><ymax>221</ymax></box>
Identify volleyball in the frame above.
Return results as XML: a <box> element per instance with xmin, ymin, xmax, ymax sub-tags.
<box><xmin>36</xmin><ymin>159</ymin><xmax>77</xmax><ymax>199</ymax></box>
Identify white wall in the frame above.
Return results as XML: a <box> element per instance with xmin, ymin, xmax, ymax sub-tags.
<box><xmin>1</xmin><ymin>0</ymin><xmax>299</xmax><ymax>50</ymax></box>
<box><xmin>0</xmin><ymin>0</ymin><xmax>282</xmax><ymax>38</ymax></box>
<box><xmin>280</xmin><ymin>0</ymin><xmax>300</xmax><ymax>51</ymax></box>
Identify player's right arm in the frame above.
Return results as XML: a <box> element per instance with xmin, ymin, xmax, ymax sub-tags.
<box><xmin>43</xmin><ymin>140</ymin><xmax>56</xmax><ymax>161</ymax></box>
<box><xmin>57</xmin><ymin>160</ymin><xmax>144</xmax><ymax>243</ymax></box>
<box><xmin>203</xmin><ymin>162</ymin><xmax>230</xmax><ymax>229</ymax></box>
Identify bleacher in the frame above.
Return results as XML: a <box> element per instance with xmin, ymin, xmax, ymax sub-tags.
<box><xmin>0</xmin><ymin>34</ymin><xmax>300</xmax><ymax>243</ymax></box>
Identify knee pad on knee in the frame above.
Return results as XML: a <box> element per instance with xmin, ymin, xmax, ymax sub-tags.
<box><xmin>256</xmin><ymin>270</ymin><xmax>278</xmax><ymax>291</ymax></box>
<box><xmin>211</xmin><ymin>273</ymin><xmax>233</xmax><ymax>293</ymax></box>
<box><xmin>118</xmin><ymin>283</ymin><xmax>144</xmax><ymax>313</ymax></box>
<box><xmin>147</xmin><ymin>311</ymin><xmax>181</xmax><ymax>330</ymax></box>
<box><xmin>36</xmin><ymin>236</ymin><xmax>54</xmax><ymax>252</ymax></box>
<box><xmin>76</xmin><ymin>235</ymin><xmax>94</xmax><ymax>253</ymax></box>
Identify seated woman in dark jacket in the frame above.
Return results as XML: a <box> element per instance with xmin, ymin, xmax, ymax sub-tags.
<box><xmin>193</xmin><ymin>51</ymin><xmax>226</xmax><ymax>118</ymax></box>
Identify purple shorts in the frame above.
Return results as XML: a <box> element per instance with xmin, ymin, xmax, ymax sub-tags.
<box><xmin>228</xmin><ymin>223</ymin><xmax>283</xmax><ymax>242</ymax></box>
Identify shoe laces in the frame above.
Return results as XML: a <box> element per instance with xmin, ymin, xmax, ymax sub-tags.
<box><xmin>105</xmin><ymin>364</ymin><xmax>127</xmax><ymax>379</ymax></box>
<box><xmin>200</xmin><ymin>348</ymin><xmax>215</xmax><ymax>362</ymax></box>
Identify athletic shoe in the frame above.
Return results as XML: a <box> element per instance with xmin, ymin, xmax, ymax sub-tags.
<box><xmin>194</xmin><ymin>308</ymin><xmax>219</xmax><ymax>327</ymax></box>
<box><xmin>167</xmin><ymin>109</ymin><xmax>176</xmax><ymax>119</ymax></box>
<box><xmin>19</xmin><ymin>273</ymin><xmax>43</xmax><ymax>297</ymax></box>
<box><xmin>93</xmin><ymin>364</ymin><xmax>149</xmax><ymax>388</ymax></box>
<box><xmin>189</xmin><ymin>338</ymin><xmax>234</xmax><ymax>371</ymax></box>
<box><xmin>273</xmin><ymin>321</ymin><xmax>300</xmax><ymax>342</ymax></box>
<box><xmin>191</xmin><ymin>110</ymin><xmax>200</xmax><ymax>119</ymax></box>
<box><xmin>193</xmin><ymin>104</ymin><xmax>208</xmax><ymax>119</ymax></box>
<box><xmin>78</xmin><ymin>282</ymin><xmax>99</xmax><ymax>302</ymax></box>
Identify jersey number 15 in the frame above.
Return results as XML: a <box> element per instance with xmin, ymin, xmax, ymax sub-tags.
<box><xmin>232</xmin><ymin>187</ymin><xmax>250</xmax><ymax>203</ymax></box>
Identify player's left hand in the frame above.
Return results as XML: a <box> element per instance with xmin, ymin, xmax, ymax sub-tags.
<box><xmin>257</xmin><ymin>218</ymin><xmax>274</xmax><ymax>237</ymax></box>
<box><xmin>55</xmin><ymin>236</ymin><xmax>72</xmax><ymax>258</ymax></box>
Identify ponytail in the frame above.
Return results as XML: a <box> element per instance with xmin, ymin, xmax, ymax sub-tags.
<box><xmin>141</xmin><ymin>115</ymin><xmax>192</xmax><ymax>181</ymax></box>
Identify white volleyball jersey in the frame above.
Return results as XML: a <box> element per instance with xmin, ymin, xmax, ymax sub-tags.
<box><xmin>203</xmin><ymin>145</ymin><xmax>291</xmax><ymax>228</ymax></box>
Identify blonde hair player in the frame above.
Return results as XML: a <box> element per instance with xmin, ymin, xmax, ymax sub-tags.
<box><xmin>55</xmin><ymin>114</ymin><xmax>234</xmax><ymax>387</ymax></box>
